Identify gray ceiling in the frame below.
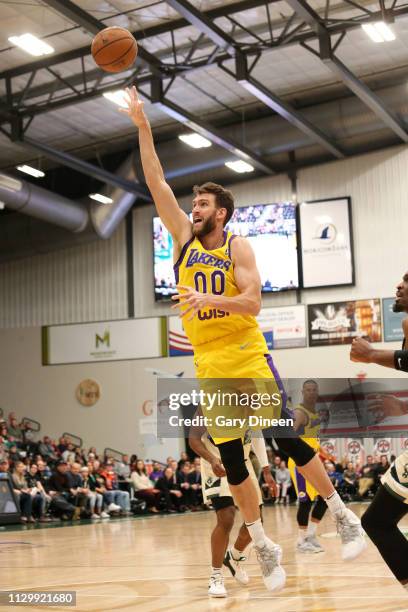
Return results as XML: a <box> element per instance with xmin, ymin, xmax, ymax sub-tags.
<box><xmin>1</xmin><ymin>0</ymin><xmax>408</xmax><ymax>188</ymax></box>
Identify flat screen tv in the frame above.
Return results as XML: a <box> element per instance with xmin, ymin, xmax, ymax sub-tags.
<box><xmin>153</xmin><ymin>202</ymin><xmax>298</xmax><ymax>301</ymax></box>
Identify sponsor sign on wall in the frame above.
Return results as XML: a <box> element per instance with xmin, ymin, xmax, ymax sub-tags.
<box><xmin>382</xmin><ymin>297</ymin><xmax>405</xmax><ymax>342</ymax></box>
<box><xmin>299</xmin><ymin>197</ymin><xmax>354</xmax><ymax>288</ymax></box>
<box><xmin>308</xmin><ymin>299</ymin><xmax>382</xmax><ymax>347</ymax></box>
<box><xmin>43</xmin><ymin>318</ymin><xmax>166</xmax><ymax>365</ymax></box>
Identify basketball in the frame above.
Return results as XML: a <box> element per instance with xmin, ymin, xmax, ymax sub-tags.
<box><xmin>91</xmin><ymin>27</ymin><xmax>137</xmax><ymax>73</ymax></box>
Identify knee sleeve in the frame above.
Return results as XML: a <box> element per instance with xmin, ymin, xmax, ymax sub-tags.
<box><xmin>297</xmin><ymin>498</ymin><xmax>312</xmax><ymax>527</ymax></box>
<box><xmin>274</xmin><ymin>437</ymin><xmax>315</xmax><ymax>466</ymax></box>
<box><xmin>217</xmin><ymin>438</ymin><xmax>249</xmax><ymax>485</ymax></box>
<box><xmin>311</xmin><ymin>496</ymin><xmax>327</xmax><ymax>522</ymax></box>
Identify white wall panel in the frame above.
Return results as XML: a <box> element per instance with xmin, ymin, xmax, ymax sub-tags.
<box><xmin>297</xmin><ymin>145</ymin><xmax>408</xmax><ymax>304</ymax></box>
<box><xmin>0</xmin><ymin>222</ymin><xmax>127</xmax><ymax>328</ymax></box>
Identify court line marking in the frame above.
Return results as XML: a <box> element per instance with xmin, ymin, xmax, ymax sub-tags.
<box><xmin>2</xmin><ymin>573</ymin><xmax>398</xmax><ymax>591</ymax></box>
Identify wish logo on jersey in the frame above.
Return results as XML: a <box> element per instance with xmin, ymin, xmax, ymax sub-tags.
<box><xmin>185</xmin><ymin>249</ymin><xmax>232</xmax><ymax>272</ymax></box>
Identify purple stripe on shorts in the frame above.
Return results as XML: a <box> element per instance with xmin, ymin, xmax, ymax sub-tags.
<box><xmin>295</xmin><ymin>468</ymin><xmax>309</xmax><ymax>501</ymax></box>
<box><xmin>265</xmin><ymin>353</ymin><xmax>289</xmax><ymax>415</ymax></box>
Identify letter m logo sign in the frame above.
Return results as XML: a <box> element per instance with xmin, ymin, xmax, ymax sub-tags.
<box><xmin>96</xmin><ymin>330</ymin><xmax>110</xmax><ymax>348</ymax></box>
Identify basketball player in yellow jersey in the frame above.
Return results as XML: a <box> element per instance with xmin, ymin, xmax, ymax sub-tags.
<box><xmin>121</xmin><ymin>86</ymin><xmax>366</xmax><ymax>591</ymax></box>
<box><xmin>288</xmin><ymin>380</ymin><xmax>328</xmax><ymax>554</ymax></box>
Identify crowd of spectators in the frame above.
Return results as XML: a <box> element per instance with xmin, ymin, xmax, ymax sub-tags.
<box><xmin>0</xmin><ymin>412</ymin><xmax>205</xmax><ymax>524</ymax></box>
<box><xmin>0</xmin><ymin>410</ymin><xmax>394</xmax><ymax>525</ymax></box>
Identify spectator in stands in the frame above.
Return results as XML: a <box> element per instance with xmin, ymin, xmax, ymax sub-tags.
<box><xmin>88</xmin><ymin>446</ymin><xmax>98</xmax><ymax>459</ymax></box>
<box><xmin>74</xmin><ymin>447</ymin><xmax>86</xmax><ymax>465</ymax></box>
<box><xmin>36</xmin><ymin>459</ymin><xmax>52</xmax><ymax>480</ymax></box>
<box><xmin>131</xmin><ymin>460</ymin><xmax>161</xmax><ymax>513</ymax></box>
<box><xmin>188</xmin><ymin>460</ymin><xmax>202</xmax><ymax>508</ymax></box>
<box><xmin>61</xmin><ymin>443</ymin><xmax>76</xmax><ymax>464</ymax></box>
<box><xmin>170</xmin><ymin>459</ymin><xmax>180</xmax><ymax>478</ymax></box>
<box><xmin>47</xmin><ymin>461</ymin><xmax>76</xmax><ymax>520</ymax></box>
<box><xmin>166</xmin><ymin>456</ymin><xmax>174</xmax><ymax>467</ymax></box>
<box><xmin>7</xmin><ymin>417</ymin><xmax>22</xmax><ymax>441</ymax></box>
<box><xmin>80</xmin><ymin>466</ymin><xmax>109</xmax><ymax>519</ymax></box>
<box><xmin>343</xmin><ymin>462</ymin><xmax>359</xmax><ymax>500</ymax></box>
<box><xmin>99</xmin><ymin>463</ymin><xmax>131</xmax><ymax>515</ymax></box>
<box><xmin>115</xmin><ymin>454</ymin><xmax>132</xmax><ymax>492</ymax></box>
<box><xmin>150</xmin><ymin>462</ymin><xmax>163</xmax><ymax>482</ymax></box>
<box><xmin>8</xmin><ymin>444</ymin><xmax>22</xmax><ymax>464</ymax></box>
<box><xmin>156</xmin><ymin>467</ymin><xmax>183</xmax><ymax>513</ymax></box>
<box><xmin>38</xmin><ymin>436</ymin><xmax>58</xmax><ymax>463</ymax></box>
<box><xmin>129</xmin><ymin>454</ymin><xmax>138</xmax><ymax>471</ymax></box>
<box><xmin>377</xmin><ymin>455</ymin><xmax>390</xmax><ymax>477</ymax></box>
<box><xmin>177</xmin><ymin>451</ymin><xmax>189</xmax><ymax>471</ymax></box>
<box><xmin>56</xmin><ymin>436</ymin><xmax>68</xmax><ymax>455</ymax></box>
<box><xmin>22</xmin><ymin>423</ymin><xmax>37</xmax><ymax>457</ymax></box>
<box><xmin>11</xmin><ymin>461</ymin><xmax>35</xmax><ymax>523</ymax></box>
<box><xmin>358</xmin><ymin>455</ymin><xmax>376</xmax><ymax>498</ymax></box>
<box><xmin>259</xmin><ymin>465</ymin><xmax>277</xmax><ymax>505</ymax></box>
<box><xmin>25</xmin><ymin>463</ymin><xmax>51</xmax><ymax>522</ymax></box>
<box><xmin>325</xmin><ymin>461</ymin><xmax>344</xmax><ymax>490</ymax></box>
<box><xmin>177</xmin><ymin>462</ymin><xmax>193</xmax><ymax>509</ymax></box>
<box><xmin>0</xmin><ymin>458</ymin><xmax>10</xmax><ymax>473</ymax></box>
<box><xmin>66</xmin><ymin>462</ymin><xmax>89</xmax><ymax>518</ymax></box>
<box><xmin>275</xmin><ymin>460</ymin><xmax>292</xmax><ymax>504</ymax></box>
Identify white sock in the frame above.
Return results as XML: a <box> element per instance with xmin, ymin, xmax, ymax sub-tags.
<box><xmin>307</xmin><ymin>522</ymin><xmax>317</xmax><ymax>537</ymax></box>
<box><xmin>211</xmin><ymin>567</ymin><xmax>222</xmax><ymax>576</ymax></box>
<box><xmin>298</xmin><ymin>528</ymin><xmax>307</xmax><ymax>543</ymax></box>
<box><xmin>231</xmin><ymin>546</ymin><xmax>244</xmax><ymax>560</ymax></box>
<box><xmin>325</xmin><ymin>491</ymin><xmax>345</xmax><ymax>515</ymax></box>
<box><xmin>245</xmin><ymin>517</ymin><xmax>266</xmax><ymax>548</ymax></box>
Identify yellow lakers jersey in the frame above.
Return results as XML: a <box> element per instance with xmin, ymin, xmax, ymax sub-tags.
<box><xmin>294</xmin><ymin>403</ymin><xmax>321</xmax><ymax>451</ymax></box>
<box><xmin>174</xmin><ymin>230</ymin><xmax>258</xmax><ymax>347</ymax></box>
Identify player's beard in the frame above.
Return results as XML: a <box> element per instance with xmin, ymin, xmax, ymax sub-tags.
<box><xmin>393</xmin><ymin>299</ymin><xmax>406</xmax><ymax>313</ymax></box>
<box><xmin>193</xmin><ymin>211</ymin><xmax>217</xmax><ymax>238</ymax></box>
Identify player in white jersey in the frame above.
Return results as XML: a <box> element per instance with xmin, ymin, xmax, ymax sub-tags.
<box><xmin>189</xmin><ymin>416</ymin><xmax>276</xmax><ymax>597</ymax></box>
<box><xmin>351</xmin><ymin>270</ymin><xmax>408</xmax><ymax>593</ymax></box>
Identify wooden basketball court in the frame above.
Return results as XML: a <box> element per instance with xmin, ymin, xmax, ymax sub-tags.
<box><xmin>1</xmin><ymin>504</ymin><xmax>407</xmax><ymax>612</ymax></box>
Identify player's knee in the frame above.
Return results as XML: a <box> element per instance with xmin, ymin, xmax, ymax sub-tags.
<box><xmin>217</xmin><ymin>506</ymin><xmax>235</xmax><ymax>532</ymax></box>
<box><xmin>275</xmin><ymin>437</ymin><xmax>315</xmax><ymax>466</ymax></box>
<box><xmin>217</xmin><ymin>438</ymin><xmax>249</xmax><ymax>485</ymax></box>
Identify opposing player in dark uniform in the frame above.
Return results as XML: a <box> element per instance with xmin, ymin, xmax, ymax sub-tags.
<box><xmin>351</xmin><ymin>271</ymin><xmax>408</xmax><ymax>594</ymax></box>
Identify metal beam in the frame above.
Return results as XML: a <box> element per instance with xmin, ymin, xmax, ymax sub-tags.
<box><xmin>42</xmin><ymin>0</ymin><xmax>103</xmax><ymax>35</ymax></box>
<box><xmin>40</xmin><ymin>0</ymin><xmax>163</xmax><ymax>75</ymax></box>
<box><xmin>22</xmin><ymin>136</ymin><xmax>151</xmax><ymax>201</ymax></box>
<box><xmin>286</xmin><ymin>0</ymin><xmax>408</xmax><ymax>142</ymax></box>
<box><xmin>150</xmin><ymin>78</ymin><xmax>276</xmax><ymax>175</ymax></box>
<box><xmin>234</xmin><ymin>52</ymin><xmax>344</xmax><ymax>158</ymax></box>
<box><xmin>165</xmin><ymin>0</ymin><xmax>343</xmax><ymax>158</ymax></box>
<box><xmin>165</xmin><ymin>0</ymin><xmax>236</xmax><ymax>51</ymax></box>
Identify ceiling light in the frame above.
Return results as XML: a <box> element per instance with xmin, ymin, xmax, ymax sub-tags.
<box><xmin>225</xmin><ymin>160</ymin><xmax>255</xmax><ymax>173</ymax></box>
<box><xmin>362</xmin><ymin>22</ymin><xmax>395</xmax><ymax>43</ymax></box>
<box><xmin>89</xmin><ymin>193</ymin><xmax>113</xmax><ymax>205</ymax></box>
<box><xmin>103</xmin><ymin>90</ymin><xmax>128</xmax><ymax>108</ymax></box>
<box><xmin>8</xmin><ymin>34</ymin><xmax>54</xmax><ymax>56</ymax></box>
<box><xmin>178</xmin><ymin>133</ymin><xmax>212</xmax><ymax>149</ymax></box>
<box><xmin>16</xmin><ymin>165</ymin><xmax>45</xmax><ymax>178</ymax></box>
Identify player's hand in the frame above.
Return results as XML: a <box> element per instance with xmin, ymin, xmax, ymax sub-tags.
<box><xmin>350</xmin><ymin>337</ymin><xmax>374</xmax><ymax>363</ymax></box>
<box><xmin>210</xmin><ymin>457</ymin><xmax>226</xmax><ymax>478</ymax></box>
<box><xmin>118</xmin><ymin>86</ymin><xmax>148</xmax><ymax>128</ymax></box>
<box><xmin>262</xmin><ymin>467</ymin><xmax>278</xmax><ymax>497</ymax></box>
<box><xmin>367</xmin><ymin>393</ymin><xmax>408</xmax><ymax>423</ymax></box>
<box><xmin>171</xmin><ymin>285</ymin><xmax>211</xmax><ymax>321</ymax></box>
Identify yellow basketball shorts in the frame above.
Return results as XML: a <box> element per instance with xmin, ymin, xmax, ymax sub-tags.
<box><xmin>193</xmin><ymin>326</ymin><xmax>288</xmax><ymax>444</ymax></box>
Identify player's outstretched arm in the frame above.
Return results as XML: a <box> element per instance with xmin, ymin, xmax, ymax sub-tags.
<box><xmin>120</xmin><ymin>86</ymin><xmax>191</xmax><ymax>245</ymax></box>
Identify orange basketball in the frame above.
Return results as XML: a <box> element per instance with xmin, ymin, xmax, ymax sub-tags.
<box><xmin>91</xmin><ymin>27</ymin><xmax>137</xmax><ymax>73</ymax></box>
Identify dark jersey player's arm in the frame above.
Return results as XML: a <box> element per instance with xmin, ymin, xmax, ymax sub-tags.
<box><xmin>210</xmin><ymin>237</ymin><xmax>261</xmax><ymax>316</ymax></box>
<box><xmin>351</xmin><ymin>319</ymin><xmax>408</xmax><ymax>371</ymax></box>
